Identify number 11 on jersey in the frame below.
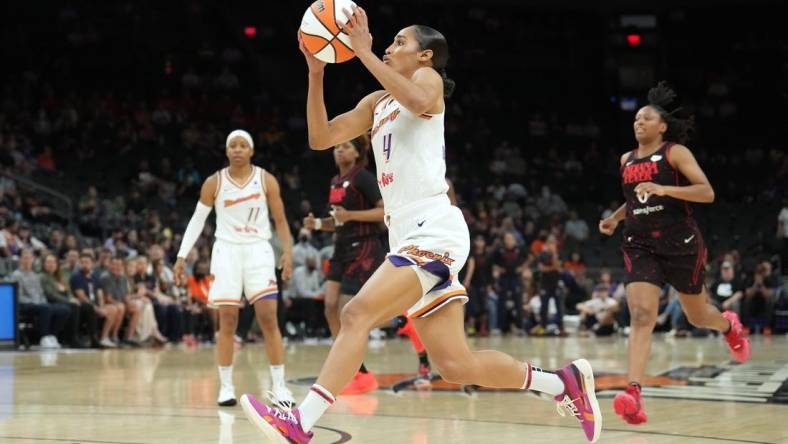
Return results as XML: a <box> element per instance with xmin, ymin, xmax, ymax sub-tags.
<box><xmin>383</xmin><ymin>133</ymin><xmax>393</xmax><ymax>162</ymax></box>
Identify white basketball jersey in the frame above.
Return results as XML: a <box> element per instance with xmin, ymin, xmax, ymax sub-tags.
<box><xmin>370</xmin><ymin>93</ymin><xmax>449</xmax><ymax>213</ymax></box>
<box><xmin>214</xmin><ymin>166</ymin><xmax>271</xmax><ymax>243</ymax></box>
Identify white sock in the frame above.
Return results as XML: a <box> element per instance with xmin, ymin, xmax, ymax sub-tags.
<box><xmin>218</xmin><ymin>365</ymin><xmax>234</xmax><ymax>388</ymax></box>
<box><xmin>299</xmin><ymin>384</ymin><xmax>335</xmax><ymax>432</ymax></box>
<box><xmin>270</xmin><ymin>364</ymin><xmax>286</xmax><ymax>389</ymax></box>
<box><xmin>521</xmin><ymin>363</ymin><xmax>565</xmax><ymax>396</ymax></box>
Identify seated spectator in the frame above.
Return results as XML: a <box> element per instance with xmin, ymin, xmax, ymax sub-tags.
<box><xmin>0</xmin><ymin>218</ymin><xmax>21</xmax><ymax>258</ymax></box>
<box><xmin>149</xmin><ymin>258</ymin><xmax>183</xmax><ymax>342</ymax></box>
<box><xmin>126</xmin><ymin>257</ymin><xmax>167</xmax><ymax>345</ymax></box>
<box><xmin>563</xmin><ymin>251</ymin><xmax>587</xmax><ymax>280</ymax></box>
<box><xmin>62</xmin><ymin>249</ymin><xmax>80</xmax><ymax>275</ymax></box>
<box><xmin>11</xmin><ymin>249</ymin><xmax>72</xmax><ymax>348</ymax></box>
<box><xmin>100</xmin><ymin>257</ymin><xmax>140</xmax><ymax>346</ymax></box>
<box><xmin>742</xmin><ymin>261</ymin><xmax>777</xmax><ymax>334</ymax></box>
<box><xmin>40</xmin><ymin>253</ymin><xmax>82</xmax><ymax>347</ymax></box>
<box><xmin>564</xmin><ymin>211</ymin><xmax>589</xmax><ymax>246</ymax></box>
<box><xmin>292</xmin><ymin>228</ymin><xmax>320</xmax><ymax>269</ymax></box>
<box><xmin>286</xmin><ymin>256</ymin><xmax>326</xmax><ymax>338</ymax></box>
<box><xmin>576</xmin><ymin>284</ymin><xmax>619</xmax><ymax>336</ymax></box>
<box><xmin>709</xmin><ymin>261</ymin><xmax>744</xmax><ymax>312</ymax></box>
<box><xmin>70</xmin><ymin>253</ymin><xmax>121</xmax><ymax>348</ymax></box>
<box><xmin>17</xmin><ymin>223</ymin><xmax>47</xmax><ymax>253</ymax></box>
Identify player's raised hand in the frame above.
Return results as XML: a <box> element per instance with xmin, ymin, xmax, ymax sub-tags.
<box><xmin>297</xmin><ymin>30</ymin><xmax>326</xmax><ymax>73</ymax></box>
<box><xmin>339</xmin><ymin>5</ymin><xmax>372</xmax><ymax>55</ymax></box>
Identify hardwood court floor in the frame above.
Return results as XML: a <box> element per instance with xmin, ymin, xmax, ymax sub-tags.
<box><xmin>0</xmin><ymin>334</ymin><xmax>786</xmax><ymax>444</ymax></box>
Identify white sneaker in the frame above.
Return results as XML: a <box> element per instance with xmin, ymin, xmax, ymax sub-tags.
<box><xmin>40</xmin><ymin>335</ymin><xmax>58</xmax><ymax>349</ymax></box>
<box><xmin>217</xmin><ymin>384</ymin><xmax>237</xmax><ymax>407</ymax></box>
<box><xmin>100</xmin><ymin>337</ymin><xmax>117</xmax><ymax>348</ymax></box>
<box><xmin>269</xmin><ymin>385</ymin><xmax>295</xmax><ymax>410</ymax></box>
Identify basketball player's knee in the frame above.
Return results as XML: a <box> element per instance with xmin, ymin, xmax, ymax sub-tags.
<box><xmin>630</xmin><ymin>305</ymin><xmax>656</xmax><ymax>327</ymax></box>
<box><xmin>339</xmin><ymin>302</ymin><xmax>373</xmax><ymax>332</ymax></box>
<box><xmin>218</xmin><ymin>310</ymin><xmax>239</xmax><ymax>334</ymax></box>
<box><xmin>257</xmin><ymin>309</ymin><xmax>278</xmax><ymax>329</ymax></box>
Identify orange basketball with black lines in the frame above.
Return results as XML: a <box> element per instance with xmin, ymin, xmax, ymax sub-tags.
<box><xmin>299</xmin><ymin>0</ymin><xmax>357</xmax><ymax>63</ymax></box>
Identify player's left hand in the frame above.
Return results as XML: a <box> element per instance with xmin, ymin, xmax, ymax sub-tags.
<box><xmin>279</xmin><ymin>252</ymin><xmax>293</xmax><ymax>281</ymax></box>
<box><xmin>332</xmin><ymin>205</ymin><xmax>352</xmax><ymax>223</ymax></box>
<box><xmin>634</xmin><ymin>182</ymin><xmax>666</xmax><ymax>197</ymax></box>
<box><xmin>339</xmin><ymin>5</ymin><xmax>372</xmax><ymax>55</ymax></box>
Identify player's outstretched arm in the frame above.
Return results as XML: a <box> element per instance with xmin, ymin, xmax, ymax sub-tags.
<box><xmin>265</xmin><ymin>172</ymin><xmax>294</xmax><ymax>281</ymax></box>
<box><xmin>174</xmin><ymin>175</ymin><xmax>217</xmax><ymax>283</ymax></box>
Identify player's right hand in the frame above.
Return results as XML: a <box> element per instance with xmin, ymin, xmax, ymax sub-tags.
<box><xmin>598</xmin><ymin>217</ymin><xmax>619</xmax><ymax>236</ymax></box>
<box><xmin>303</xmin><ymin>212</ymin><xmax>316</xmax><ymax>230</ymax></box>
<box><xmin>297</xmin><ymin>30</ymin><xmax>326</xmax><ymax>74</ymax></box>
<box><xmin>173</xmin><ymin>258</ymin><xmax>186</xmax><ymax>286</ymax></box>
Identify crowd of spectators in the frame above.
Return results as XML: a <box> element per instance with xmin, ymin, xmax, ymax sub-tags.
<box><xmin>1</xmin><ymin>2</ymin><xmax>786</xmax><ymax>347</ymax></box>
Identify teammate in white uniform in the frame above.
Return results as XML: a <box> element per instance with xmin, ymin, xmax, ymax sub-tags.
<box><xmin>240</xmin><ymin>8</ymin><xmax>602</xmax><ymax>444</ymax></box>
<box><xmin>174</xmin><ymin>130</ymin><xmax>295</xmax><ymax>408</ymax></box>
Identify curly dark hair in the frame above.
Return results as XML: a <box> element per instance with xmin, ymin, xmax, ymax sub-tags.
<box><xmin>647</xmin><ymin>81</ymin><xmax>695</xmax><ymax>145</ymax></box>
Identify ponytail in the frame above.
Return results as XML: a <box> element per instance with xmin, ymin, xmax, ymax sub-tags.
<box><xmin>412</xmin><ymin>25</ymin><xmax>455</xmax><ymax>99</ymax></box>
<box><xmin>439</xmin><ymin>68</ymin><xmax>456</xmax><ymax>99</ymax></box>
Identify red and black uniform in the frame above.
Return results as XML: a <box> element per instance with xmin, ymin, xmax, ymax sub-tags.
<box><xmin>620</xmin><ymin>142</ymin><xmax>707</xmax><ymax>294</ymax></box>
<box><xmin>326</xmin><ymin>165</ymin><xmax>386</xmax><ymax>295</ymax></box>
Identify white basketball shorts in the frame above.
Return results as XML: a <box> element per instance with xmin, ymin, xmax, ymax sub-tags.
<box><xmin>385</xmin><ymin>194</ymin><xmax>470</xmax><ymax>318</ymax></box>
<box><xmin>209</xmin><ymin>239</ymin><xmax>278</xmax><ymax>307</ymax></box>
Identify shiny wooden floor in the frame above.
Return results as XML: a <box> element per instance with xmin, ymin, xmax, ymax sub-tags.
<box><xmin>1</xmin><ymin>334</ymin><xmax>786</xmax><ymax>444</ymax></box>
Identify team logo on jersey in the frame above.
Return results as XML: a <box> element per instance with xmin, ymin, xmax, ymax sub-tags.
<box><xmin>370</xmin><ymin>108</ymin><xmax>401</xmax><ymax>139</ymax></box>
<box><xmin>397</xmin><ymin>245</ymin><xmax>455</xmax><ymax>266</ymax></box>
<box><xmin>224</xmin><ymin>192</ymin><xmax>261</xmax><ymax>207</ymax></box>
<box><xmin>343</xmin><ymin>180</ymin><xmax>350</xmax><ymax>188</ymax></box>
<box><xmin>622</xmin><ymin>162</ymin><xmax>659</xmax><ymax>184</ymax></box>
<box><xmin>329</xmin><ymin>186</ymin><xmax>347</xmax><ymax>205</ymax></box>
<box><xmin>379</xmin><ymin>172</ymin><xmax>395</xmax><ymax>187</ymax></box>
<box><xmin>650</xmin><ymin>154</ymin><xmax>663</xmax><ymax>162</ymax></box>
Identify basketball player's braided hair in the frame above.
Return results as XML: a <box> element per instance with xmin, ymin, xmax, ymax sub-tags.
<box><xmin>647</xmin><ymin>81</ymin><xmax>695</xmax><ymax>145</ymax></box>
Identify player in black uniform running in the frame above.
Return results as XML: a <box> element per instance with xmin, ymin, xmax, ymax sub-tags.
<box><xmin>304</xmin><ymin>136</ymin><xmax>430</xmax><ymax>395</ymax></box>
<box><xmin>599</xmin><ymin>82</ymin><xmax>751</xmax><ymax>425</ymax></box>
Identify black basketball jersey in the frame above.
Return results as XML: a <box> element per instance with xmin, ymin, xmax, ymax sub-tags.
<box><xmin>621</xmin><ymin>142</ymin><xmax>693</xmax><ymax>234</ymax></box>
<box><xmin>328</xmin><ymin>165</ymin><xmax>382</xmax><ymax>245</ymax></box>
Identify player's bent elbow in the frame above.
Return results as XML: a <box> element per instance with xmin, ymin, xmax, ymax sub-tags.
<box><xmin>307</xmin><ymin>136</ymin><xmax>333</xmax><ymax>150</ymax></box>
<box><xmin>706</xmin><ymin>187</ymin><xmax>715</xmax><ymax>203</ymax></box>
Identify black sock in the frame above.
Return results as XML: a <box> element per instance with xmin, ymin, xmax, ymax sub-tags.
<box><xmin>418</xmin><ymin>352</ymin><xmax>430</xmax><ymax>367</ymax></box>
<box><xmin>359</xmin><ymin>363</ymin><xmax>369</xmax><ymax>374</ymax></box>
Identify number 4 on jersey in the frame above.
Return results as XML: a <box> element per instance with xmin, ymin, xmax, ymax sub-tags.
<box><xmin>383</xmin><ymin>133</ymin><xmax>393</xmax><ymax>162</ymax></box>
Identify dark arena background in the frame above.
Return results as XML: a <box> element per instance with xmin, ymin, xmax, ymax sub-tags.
<box><xmin>0</xmin><ymin>1</ymin><xmax>787</xmax><ymax>443</ymax></box>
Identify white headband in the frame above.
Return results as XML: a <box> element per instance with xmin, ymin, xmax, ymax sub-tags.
<box><xmin>226</xmin><ymin>129</ymin><xmax>254</xmax><ymax>149</ymax></box>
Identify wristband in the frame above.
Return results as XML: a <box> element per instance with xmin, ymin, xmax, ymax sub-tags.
<box><xmin>314</xmin><ymin>218</ymin><xmax>322</xmax><ymax>230</ymax></box>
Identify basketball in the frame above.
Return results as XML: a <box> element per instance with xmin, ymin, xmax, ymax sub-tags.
<box><xmin>299</xmin><ymin>0</ymin><xmax>357</xmax><ymax>63</ymax></box>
